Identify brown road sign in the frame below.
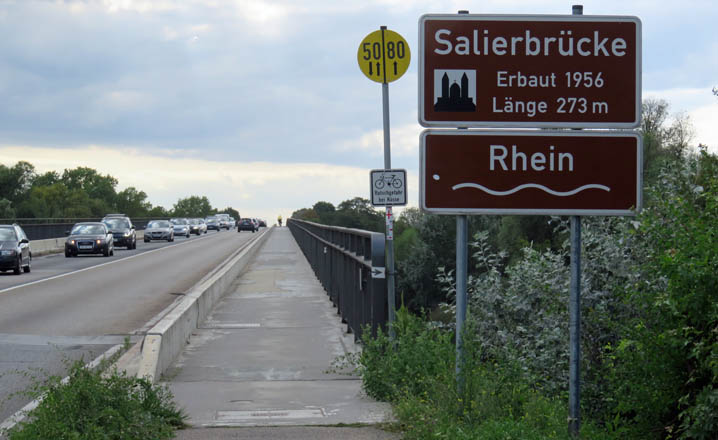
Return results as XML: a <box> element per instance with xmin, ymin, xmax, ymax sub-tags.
<box><xmin>420</xmin><ymin>130</ymin><xmax>642</xmax><ymax>215</ymax></box>
<box><xmin>419</xmin><ymin>14</ymin><xmax>641</xmax><ymax>128</ymax></box>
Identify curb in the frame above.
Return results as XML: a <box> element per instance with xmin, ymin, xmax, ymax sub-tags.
<box><xmin>136</xmin><ymin>228</ymin><xmax>272</xmax><ymax>382</ymax></box>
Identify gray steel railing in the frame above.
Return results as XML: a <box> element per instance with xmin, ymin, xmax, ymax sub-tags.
<box><xmin>0</xmin><ymin>218</ymin><xmax>161</xmax><ymax>240</ymax></box>
<box><xmin>288</xmin><ymin>218</ymin><xmax>387</xmax><ymax>340</ymax></box>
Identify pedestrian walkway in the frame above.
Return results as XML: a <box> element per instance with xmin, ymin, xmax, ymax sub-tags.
<box><xmin>165</xmin><ymin>227</ymin><xmax>396</xmax><ymax>439</ymax></box>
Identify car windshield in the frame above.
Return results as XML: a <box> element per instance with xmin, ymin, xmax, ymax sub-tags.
<box><xmin>72</xmin><ymin>224</ymin><xmax>105</xmax><ymax>235</ymax></box>
<box><xmin>148</xmin><ymin>221</ymin><xmax>169</xmax><ymax>228</ymax></box>
<box><xmin>170</xmin><ymin>219</ymin><xmax>187</xmax><ymax>225</ymax></box>
<box><xmin>103</xmin><ymin>218</ymin><xmax>129</xmax><ymax>228</ymax></box>
<box><xmin>0</xmin><ymin>228</ymin><xmax>17</xmax><ymax>241</ymax></box>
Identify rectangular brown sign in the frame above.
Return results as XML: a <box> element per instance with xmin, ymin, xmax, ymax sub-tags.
<box><xmin>419</xmin><ymin>14</ymin><xmax>641</xmax><ymax>128</ymax></box>
<box><xmin>420</xmin><ymin>130</ymin><xmax>642</xmax><ymax>215</ymax></box>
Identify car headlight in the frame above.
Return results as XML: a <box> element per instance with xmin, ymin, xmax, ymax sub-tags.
<box><xmin>96</xmin><ymin>239</ymin><xmax>103</xmax><ymax>245</ymax></box>
<box><xmin>67</xmin><ymin>239</ymin><xmax>75</xmax><ymax>246</ymax></box>
<box><xmin>124</xmin><ymin>231</ymin><xmax>131</xmax><ymax>237</ymax></box>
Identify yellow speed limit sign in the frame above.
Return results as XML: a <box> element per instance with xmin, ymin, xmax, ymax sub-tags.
<box><xmin>357</xmin><ymin>28</ymin><xmax>410</xmax><ymax>83</ymax></box>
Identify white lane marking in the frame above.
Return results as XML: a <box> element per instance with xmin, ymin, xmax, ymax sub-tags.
<box><xmin>0</xmin><ymin>233</ymin><xmax>234</xmax><ymax>295</ymax></box>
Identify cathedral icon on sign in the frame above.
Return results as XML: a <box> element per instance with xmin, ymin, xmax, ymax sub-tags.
<box><xmin>434</xmin><ymin>71</ymin><xmax>476</xmax><ymax>112</ymax></box>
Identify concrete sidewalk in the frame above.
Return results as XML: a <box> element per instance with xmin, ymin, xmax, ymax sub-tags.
<box><xmin>165</xmin><ymin>227</ymin><xmax>396</xmax><ymax>439</ymax></box>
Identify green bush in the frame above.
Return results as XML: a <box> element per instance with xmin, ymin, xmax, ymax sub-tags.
<box><xmin>4</xmin><ymin>359</ymin><xmax>186</xmax><ymax>440</ymax></box>
<box><xmin>358</xmin><ymin>309</ymin><xmax>612</xmax><ymax>439</ymax></box>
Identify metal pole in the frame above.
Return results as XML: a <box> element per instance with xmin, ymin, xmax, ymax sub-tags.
<box><xmin>454</xmin><ymin>9</ymin><xmax>470</xmax><ymax>395</ymax></box>
<box><xmin>455</xmin><ymin>215</ymin><xmax>468</xmax><ymax>392</ymax></box>
<box><xmin>380</xmin><ymin>26</ymin><xmax>396</xmax><ymax>336</ymax></box>
<box><xmin>569</xmin><ymin>216</ymin><xmax>581</xmax><ymax>436</ymax></box>
<box><xmin>568</xmin><ymin>7</ymin><xmax>584</xmax><ymax>437</ymax></box>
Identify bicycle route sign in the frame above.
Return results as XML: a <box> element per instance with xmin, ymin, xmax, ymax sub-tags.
<box><xmin>419</xmin><ymin>14</ymin><xmax>641</xmax><ymax>128</ymax></box>
<box><xmin>370</xmin><ymin>169</ymin><xmax>407</xmax><ymax>206</ymax></box>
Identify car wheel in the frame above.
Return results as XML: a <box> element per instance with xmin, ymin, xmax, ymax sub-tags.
<box><xmin>103</xmin><ymin>247</ymin><xmax>109</xmax><ymax>257</ymax></box>
<box><xmin>65</xmin><ymin>250</ymin><xmax>71</xmax><ymax>258</ymax></box>
<box><xmin>13</xmin><ymin>257</ymin><xmax>21</xmax><ymax>275</ymax></box>
<box><xmin>23</xmin><ymin>257</ymin><xmax>31</xmax><ymax>273</ymax></box>
<box><xmin>186</xmin><ymin>232</ymin><xmax>190</xmax><ymax>238</ymax></box>
<box><xmin>144</xmin><ymin>238</ymin><xmax>150</xmax><ymax>243</ymax></box>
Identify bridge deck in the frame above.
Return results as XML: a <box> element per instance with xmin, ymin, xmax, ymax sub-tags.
<box><xmin>164</xmin><ymin>226</ymin><xmax>393</xmax><ymax>432</ymax></box>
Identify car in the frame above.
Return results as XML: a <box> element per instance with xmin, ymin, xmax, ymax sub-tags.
<box><xmin>0</xmin><ymin>224</ymin><xmax>32</xmax><ymax>275</ymax></box>
<box><xmin>188</xmin><ymin>218</ymin><xmax>206</xmax><ymax>235</ymax></box>
<box><xmin>170</xmin><ymin>218</ymin><xmax>191</xmax><ymax>238</ymax></box>
<box><xmin>228</xmin><ymin>217</ymin><xmax>237</xmax><ymax>229</ymax></box>
<box><xmin>205</xmin><ymin>217</ymin><xmax>221</xmax><ymax>231</ymax></box>
<box><xmin>65</xmin><ymin>222</ymin><xmax>114</xmax><ymax>257</ymax></box>
<box><xmin>215</xmin><ymin>213</ymin><xmax>231</xmax><ymax>230</ymax></box>
<box><xmin>102</xmin><ymin>214</ymin><xmax>136</xmax><ymax>249</ymax></box>
<box><xmin>144</xmin><ymin>220</ymin><xmax>174</xmax><ymax>242</ymax></box>
<box><xmin>237</xmin><ymin>218</ymin><xmax>258</xmax><ymax>233</ymax></box>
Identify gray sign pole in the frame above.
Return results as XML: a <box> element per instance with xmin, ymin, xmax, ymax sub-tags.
<box><xmin>568</xmin><ymin>6</ymin><xmax>583</xmax><ymax>437</ymax></box>
<box><xmin>454</xmin><ymin>9</ymin><xmax>470</xmax><ymax>396</ymax></box>
<box><xmin>380</xmin><ymin>27</ymin><xmax>397</xmax><ymax>336</ymax></box>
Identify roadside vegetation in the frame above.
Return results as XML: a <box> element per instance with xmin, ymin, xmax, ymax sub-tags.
<box><xmin>2</xmin><ymin>358</ymin><xmax>186</xmax><ymax>439</ymax></box>
<box><xmin>300</xmin><ymin>97</ymin><xmax>718</xmax><ymax>439</ymax></box>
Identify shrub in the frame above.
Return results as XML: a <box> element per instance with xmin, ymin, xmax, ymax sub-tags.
<box><xmin>4</xmin><ymin>359</ymin><xmax>186</xmax><ymax>439</ymax></box>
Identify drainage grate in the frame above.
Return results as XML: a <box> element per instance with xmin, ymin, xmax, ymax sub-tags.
<box><xmin>216</xmin><ymin>409</ymin><xmax>325</xmax><ymax>421</ymax></box>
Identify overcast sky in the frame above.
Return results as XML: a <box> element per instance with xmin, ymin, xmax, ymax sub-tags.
<box><xmin>1</xmin><ymin>0</ymin><xmax>716</xmax><ymax>222</ymax></box>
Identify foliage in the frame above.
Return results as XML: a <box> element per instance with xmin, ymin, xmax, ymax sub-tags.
<box><xmin>4</xmin><ymin>359</ymin><xmax>186</xmax><ymax>439</ymax></box>
<box><xmin>357</xmin><ymin>309</ymin><xmax>612</xmax><ymax>440</ymax></box>
<box><xmin>172</xmin><ymin>195</ymin><xmax>213</xmax><ymax>218</ymax></box>
<box><xmin>606</xmin><ymin>148</ymin><xmax>718</xmax><ymax>439</ymax></box>
<box><xmin>216</xmin><ymin>207</ymin><xmax>240</xmax><ymax>220</ymax></box>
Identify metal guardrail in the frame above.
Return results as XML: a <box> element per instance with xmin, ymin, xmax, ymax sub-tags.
<box><xmin>0</xmin><ymin>218</ymin><xmax>162</xmax><ymax>240</ymax></box>
<box><xmin>288</xmin><ymin>218</ymin><xmax>387</xmax><ymax>340</ymax></box>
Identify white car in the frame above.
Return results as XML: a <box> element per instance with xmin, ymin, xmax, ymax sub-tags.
<box><xmin>170</xmin><ymin>218</ymin><xmax>191</xmax><ymax>238</ymax></box>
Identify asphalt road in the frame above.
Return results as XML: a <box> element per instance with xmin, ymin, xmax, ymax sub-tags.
<box><xmin>0</xmin><ymin>228</ymin><xmax>260</xmax><ymax>424</ymax></box>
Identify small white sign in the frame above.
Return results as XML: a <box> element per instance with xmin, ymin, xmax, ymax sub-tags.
<box><xmin>370</xmin><ymin>169</ymin><xmax>407</xmax><ymax>206</ymax></box>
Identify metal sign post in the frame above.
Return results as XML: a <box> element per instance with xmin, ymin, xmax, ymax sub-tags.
<box><xmin>358</xmin><ymin>26</ymin><xmax>411</xmax><ymax>335</ymax></box>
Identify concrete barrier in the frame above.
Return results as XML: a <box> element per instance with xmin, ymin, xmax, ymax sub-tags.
<box><xmin>30</xmin><ymin>231</ymin><xmax>146</xmax><ymax>257</ymax></box>
<box><xmin>137</xmin><ymin>228</ymin><xmax>272</xmax><ymax>382</ymax></box>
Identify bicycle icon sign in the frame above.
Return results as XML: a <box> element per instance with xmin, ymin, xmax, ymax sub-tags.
<box><xmin>370</xmin><ymin>169</ymin><xmax>407</xmax><ymax>206</ymax></box>
<box><xmin>374</xmin><ymin>173</ymin><xmax>404</xmax><ymax>190</ymax></box>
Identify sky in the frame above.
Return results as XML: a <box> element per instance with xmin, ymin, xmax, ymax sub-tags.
<box><xmin>1</xmin><ymin>0</ymin><xmax>716</xmax><ymax>223</ymax></box>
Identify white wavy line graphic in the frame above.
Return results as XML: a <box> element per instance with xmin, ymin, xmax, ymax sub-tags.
<box><xmin>452</xmin><ymin>183</ymin><xmax>611</xmax><ymax>197</ymax></box>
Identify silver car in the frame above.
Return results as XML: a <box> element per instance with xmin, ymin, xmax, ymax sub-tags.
<box><xmin>188</xmin><ymin>218</ymin><xmax>207</xmax><ymax>235</ymax></box>
<box><xmin>170</xmin><ymin>218</ymin><xmax>191</xmax><ymax>238</ymax></box>
<box><xmin>144</xmin><ymin>220</ymin><xmax>174</xmax><ymax>242</ymax></box>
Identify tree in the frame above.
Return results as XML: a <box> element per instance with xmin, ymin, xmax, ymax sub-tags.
<box><xmin>217</xmin><ymin>207</ymin><xmax>240</xmax><ymax>220</ymax></box>
<box><xmin>291</xmin><ymin>208</ymin><xmax>319</xmax><ymax>221</ymax></box>
<box><xmin>61</xmin><ymin>167</ymin><xmax>118</xmax><ymax>203</ymax></box>
<box><xmin>172</xmin><ymin>196</ymin><xmax>213</xmax><ymax>218</ymax></box>
<box><xmin>0</xmin><ymin>161</ymin><xmax>36</xmax><ymax>206</ymax></box>
<box><xmin>0</xmin><ymin>198</ymin><xmax>15</xmax><ymax>218</ymax></box>
<box><xmin>115</xmin><ymin>187</ymin><xmax>152</xmax><ymax>218</ymax></box>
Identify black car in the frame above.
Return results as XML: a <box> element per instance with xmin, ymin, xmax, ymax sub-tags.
<box><xmin>65</xmin><ymin>222</ymin><xmax>114</xmax><ymax>257</ymax></box>
<box><xmin>237</xmin><ymin>218</ymin><xmax>258</xmax><ymax>233</ymax></box>
<box><xmin>0</xmin><ymin>224</ymin><xmax>31</xmax><ymax>275</ymax></box>
<box><xmin>102</xmin><ymin>214</ymin><xmax>136</xmax><ymax>249</ymax></box>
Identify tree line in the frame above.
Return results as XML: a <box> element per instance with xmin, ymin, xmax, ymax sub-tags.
<box><xmin>0</xmin><ymin>164</ymin><xmax>239</xmax><ymax>220</ymax></box>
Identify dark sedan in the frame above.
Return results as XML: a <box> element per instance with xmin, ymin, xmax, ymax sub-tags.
<box><xmin>237</xmin><ymin>218</ymin><xmax>258</xmax><ymax>233</ymax></box>
<box><xmin>65</xmin><ymin>222</ymin><xmax>115</xmax><ymax>257</ymax></box>
<box><xmin>0</xmin><ymin>224</ymin><xmax>32</xmax><ymax>275</ymax></box>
